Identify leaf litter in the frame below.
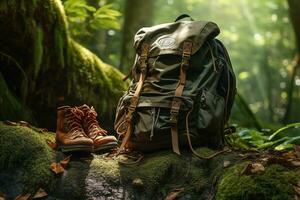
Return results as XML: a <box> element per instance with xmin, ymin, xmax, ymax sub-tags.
<box><xmin>50</xmin><ymin>155</ymin><xmax>71</xmax><ymax>174</ymax></box>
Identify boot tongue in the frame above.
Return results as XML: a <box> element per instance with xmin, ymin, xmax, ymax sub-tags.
<box><xmin>85</xmin><ymin>108</ymin><xmax>108</xmax><ymax>137</ymax></box>
<box><xmin>70</xmin><ymin>107</ymin><xmax>84</xmax><ymax>119</ymax></box>
<box><xmin>87</xmin><ymin>106</ymin><xmax>97</xmax><ymax>118</ymax></box>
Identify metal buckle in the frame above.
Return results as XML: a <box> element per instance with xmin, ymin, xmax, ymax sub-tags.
<box><xmin>170</xmin><ymin>111</ymin><xmax>178</xmax><ymax>124</ymax></box>
<box><xmin>170</xmin><ymin>98</ymin><xmax>181</xmax><ymax>124</ymax></box>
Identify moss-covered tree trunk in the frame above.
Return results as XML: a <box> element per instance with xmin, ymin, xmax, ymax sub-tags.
<box><xmin>0</xmin><ymin>0</ymin><xmax>127</xmax><ymax>129</ymax></box>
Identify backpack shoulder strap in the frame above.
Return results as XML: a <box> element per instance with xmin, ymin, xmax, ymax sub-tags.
<box><xmin>174</xmin><ymin>14</ymin><xmax>194</xmax><ymax>22</ymax></box>
<box><xmin>170</xmin><ymin>40</ymin><xmax>193</xmax><ymax>155</ymax></box>
<box><xmin>117</xmin><ymin>43</ymin><xmax>150</xmax><ymax>154</ymax></box>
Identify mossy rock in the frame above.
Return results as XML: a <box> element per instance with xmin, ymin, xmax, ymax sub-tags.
<box><xmin>217</xmin><ymin>162</ymin><xmax>300</xmax><ymax>200</ymax></box>
<box><xmin>0</xmin><ymin>122</ymin><xmax>56</xmax><ymax>198</ymax></box>
<box><xmin>0</xmin><ymin>123</ymin><xmax>299</xmax><ymax>200</ymax></box>
<box><xmin>0</xmin><ymin>0</ymin><xmax>128</xmax><ymax>129</ymax></box>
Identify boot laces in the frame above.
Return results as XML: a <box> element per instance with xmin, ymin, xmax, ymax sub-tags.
<box><xmin>85</xmin><ymin>107</ymin><xmax>107</xmax><ymax>139</ymax></box>
<box><xmin>65</xmin><ymin>107</ymin><xmax>85</xmax><ymax>138</ymax></box>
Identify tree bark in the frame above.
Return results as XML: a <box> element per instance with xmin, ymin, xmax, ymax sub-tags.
<box><xmin>283</xmin><ymin>0</ymin><xmax>300</xmax><ymax>123</ymax></box>
<box><xmin>287</xmin><ymin>0</ymin><xmax>300</xmax><ymax>50</ymax></box>
<box><xmin>119</xmin><ymin>0</ymin><xmax>154</xmax><ymax>72</ymax></box>
<box><xmin>0</xmin><ymin>0</ymin><xmax>127</xmax><ymax>129</ymax></box>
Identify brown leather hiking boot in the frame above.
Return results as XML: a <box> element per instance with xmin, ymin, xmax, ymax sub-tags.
<box><xmin>79</xmin><ymin>104</ymin><xmax>117</xmax><ymax>152</ymax></box>
<box><xmin>56</xmin><ymin>106</ymin><xmax>93</xmax><ymax>152</ymax></box>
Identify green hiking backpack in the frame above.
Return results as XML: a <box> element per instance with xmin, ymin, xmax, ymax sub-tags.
<box><xmin>114</xmin><ymin>15</ymin><xmax>236</xmax><ymax>156</ymax></box>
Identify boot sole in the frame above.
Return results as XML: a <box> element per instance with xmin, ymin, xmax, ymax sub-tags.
<box><xmin>57</xmin><ymin>144</ymin><xmax>93</xmax><ymax>153</ymax></box>
<box><xmin>93</xmin><ymin>141</ymin><xmax>118</xmax><ymax>153</ymax></box>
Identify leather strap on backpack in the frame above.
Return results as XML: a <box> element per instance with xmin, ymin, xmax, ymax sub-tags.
<box><xmin>117</xmin><ymin>43</ymin><xmax>150</xmax><ymax>154</ymax></box>
<box><xmin>170</xmin><ymin>41</ymin><xmax>193</xmax><ymax>155</ymax></box>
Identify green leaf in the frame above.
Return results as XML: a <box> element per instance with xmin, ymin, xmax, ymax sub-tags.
<box><xmin>274</xmin><ymin>143</ymin><xmax>294</xmax><ymax>151</ymax></box>
<box><xmin>95</xmin><ymin>4</ymin><xmax>122</xmax><ymax>17</ymax></box>
<box><xmin>269</xmin><ymin>122</ymin><xmax>300</xmax><ymax>140</ymax></box>
<box><xmin>257</xmin><ymin>137</ymin><xmax>289</xmax><ymax>149</ymax></box>
<box><xmin>90</xmin><ymin>18</ymin><xmax>120</xmax><ymax>30</ymax></box>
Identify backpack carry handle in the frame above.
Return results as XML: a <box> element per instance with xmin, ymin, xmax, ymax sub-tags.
<box><xmin>174</xmin><ymin>14</ymin><xmax>194</xmax><ymax>22</ymax></box>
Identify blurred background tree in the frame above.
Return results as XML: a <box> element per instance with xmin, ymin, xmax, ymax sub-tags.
<box><xmin>63</xmin><ymin>0</ymin><xmax>123</xmax><ymax>66</ymax></box>
<box><xmin>62</xmin><ymin>0</ymin><xmax>299</xmax><ymax>128</ymax></box>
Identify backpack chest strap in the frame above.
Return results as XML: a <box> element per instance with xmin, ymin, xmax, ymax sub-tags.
<box><xmin>170</xmin><ymin>41</ymin><xmax>193</xmax><ymax>155</ymax></box>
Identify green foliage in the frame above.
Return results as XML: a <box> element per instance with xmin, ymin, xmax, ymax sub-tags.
<box><xmin>90</xmin><ymin>4</ymin><xmax>121</xmax><ymax>30</ymax></box>
<box><xmin>217</xmin><ymin>163</ymin><xmax>300</xmax><ymax>200</ymax></box>
<box><xmin>226</xmin><ymin>123</ymin><xmax>300</xmax><ymax>150</ymax></box>
<box><xmin>63</xmin><ymin>0</ymin><xmax>121</xmax><ymax>37</ymax></box>
<box><xmin>269</xmin><ymin>122</ymin><xmax>300</xmax><ymax>140</ymax></box>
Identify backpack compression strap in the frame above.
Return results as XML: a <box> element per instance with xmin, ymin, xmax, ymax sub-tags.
<box><xmin>170</xmin><ymin>41</ymin><xmax>193</xmax><ymax>155</ymax></box>
<box><xmin>117</xmin><ymin>43</ymin><xmax>150</xmax><ymax>154</ymax></box>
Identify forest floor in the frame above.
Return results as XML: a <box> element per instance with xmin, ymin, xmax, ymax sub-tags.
<box><xmin>0</xmin><ymin>121</ymin><xmax>300</xmax><ymax>200</ymax></box>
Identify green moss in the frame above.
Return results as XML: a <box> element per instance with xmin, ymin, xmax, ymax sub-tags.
<box><xmin>90</xmin><ymin>148</ymin><xmax>220</xmax><ymax>198</ymax></box>
<box><xmin>216</xmin><ymin>162</ymin><xmax>300</xmax><ymax>200</ymax></box>
<box><xmin>120</xmin><ymin>151</ymin><xmax>182</xmax><ymax>192</ymax></box>
<box><xmin>68</xmin><ymin>40</ymin><xmax>128</xmax><ymax>118</ymax></box>
<box><xmin>0</xmin><ymin>122</ymin><xmax>55</xmax><ymax>192</ymax></box>
<box><xmin>54</xmin><ymin>27</ymin><xmax>66</xmax><ymax>68</ymax></box>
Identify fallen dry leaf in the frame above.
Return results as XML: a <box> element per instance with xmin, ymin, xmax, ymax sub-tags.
<box><xmin>223</xmin><ymin>160</ymin><xmax>231</xmax><ymax>168</ymax></box>
<box><xmin>294</xmin><ymin>185</ymin><xmax>300</xmax><ymax>198</ymax></box>
<box><xmin>294</xmin><ymin>145</ymin><xmax>300</xmax><ymax>158</ymax></box>
<box><xmin>19</xmin><ymin>121</ymin><xmax>30</xmax><ymax>127</ymax></box>
<box><xmin>165</xmin><ymin>188</ymin><xmax>184</xmax><ymax>200</ymax></box>
<box><xmin>132</xmin><ymin>178</ymin><xmax>144</xmax><ymax>189</ymax></box>
<box><xmin>260</xmin><ymin>156</ymin><xmax>270</xmax><ymax>163</ymax></box>
<box><xmin>241</xmin><ymin>162</ymin><xmax>265</xmax><ymax>175</ymax></box>
<box><xmin>50</xmin><ymin>162</ymin><xmax>64</xmax><ymax>174</ymax></box>
<box><xmin>241</xmin><ymin>163</ymin><xmax>252</xmax><ymax>175</ymax></box>
<box><xmin>38</xmin><ymin>128</ymin><xmax>48</xmax><ymax>133</ymax></box>
<box><xmin>45</xmin><ymin>139</ymin><xmax>57</xmax><ymax>150</ymax></box>
<box><xmin>251</xmin><ymin>163</ymin><xmax>265</xmax><ymax>174</ymax></box>
<box><xmin>4</xmin><ymin>120</ymin><xmax>17</xmax><ymax>126</ymax></box>
<box><xmin>0</xmin><ymin>192</ymin><xmax>5</xmax><ymax>200</ymax></box>
<box><xmin>60</xmin><ymin>155</ymin><xmax>71</xmax><ymax>168</ymax></box>
<box><xmin>283</xmin><ymin>151</ymin><xmax>297</xmax><ymax>159</ymax></box>
<box><xmin>290</xmin><ymin>159</ymin><xmax>300</xmax><ymax>167</ymax></box>
<box><xmin>14</xmin><ymin>193</ymin><xmax>31</xmax><ymax>200</ymax></box>
<box><xmin>32</xmin><ymin>188</ymin><xmax>47</xmax><ymax>199</ymax></box>
<box><xmin>50</xmin><ymin>156</ymin><xmax>72</xmax><ymax>174</ymax></box>
<box><xmin>259</xmin><ymin>155</ymin><xmax>294</xmax><ymax>168</ymax></box>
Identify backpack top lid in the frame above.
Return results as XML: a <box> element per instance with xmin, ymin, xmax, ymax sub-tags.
<box><xmin>134</xmin><ymin>21</ymin><xmax>220</xmax><ymax>57</ymax></box>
